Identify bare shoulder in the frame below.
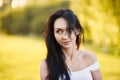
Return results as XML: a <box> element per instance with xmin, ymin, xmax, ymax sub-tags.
<box><xmin>80</xmin><ymin>50</ymin><xmax>98</xmax><ymax>66</ymax></box>
<box><xmin>40</xmin><ymin>59</ymin><xmax>47</xmax><ymax>68</ymax></box>
<box><xmin>40</xmin><ymin>59</ymin><xmax>48</xmax><ymax>80</ymax></box>
<box><xmin>79</xmin><ymin>50</ymin><xmax>102</xmax><ymax>80</ymax></box>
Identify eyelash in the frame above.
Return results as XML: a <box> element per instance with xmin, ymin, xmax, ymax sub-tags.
<box><xmin>56</xmin><ymin>30</ymin><xmax>63</xmax><ymax>34</ymax></box>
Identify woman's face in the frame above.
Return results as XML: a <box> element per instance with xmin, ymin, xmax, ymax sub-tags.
<box><xmin>54</xmin><ymin>17</ymin><xmax>77</xmax><ymax>49</ymax></box>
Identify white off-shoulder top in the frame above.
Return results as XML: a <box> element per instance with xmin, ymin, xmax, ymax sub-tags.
<box><xmin>59</xmin><ymin>61</ymin><xmax>100</xmax><ymax>80</ymax></box>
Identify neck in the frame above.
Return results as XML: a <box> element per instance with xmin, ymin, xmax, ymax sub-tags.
<box><xmin>62</xmin><ymin>47</ymin><xmax>76</xmax><ymax>60</ymax></box>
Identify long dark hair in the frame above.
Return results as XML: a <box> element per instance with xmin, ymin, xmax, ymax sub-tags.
<box><xmin>44</xmin><ymin>8</ymin><xmax>84</xmax><ymax>80</ymax></box>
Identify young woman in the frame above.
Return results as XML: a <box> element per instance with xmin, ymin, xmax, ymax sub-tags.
<box><xmin>40</xmin><ymin>8</ymin><xmax>102</xmax><ymax>80</ymax></box>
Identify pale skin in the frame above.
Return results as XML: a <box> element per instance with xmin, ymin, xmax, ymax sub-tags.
<box><xmin>40</xmin><ymin>17</ymin><xmax>102</xmax><ymax>80</ymax></box>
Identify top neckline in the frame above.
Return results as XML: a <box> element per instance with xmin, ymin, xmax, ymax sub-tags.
<box><xmin>70</xmin><ymin>61</ymin><xmax>98</xmax><ymax>73</ymax></box>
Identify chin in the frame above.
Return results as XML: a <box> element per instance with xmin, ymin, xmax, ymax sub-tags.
<box><xmin>61</xmin><ymin>45</ymin><xmax>72</xmax><ymax>49</ymax></box>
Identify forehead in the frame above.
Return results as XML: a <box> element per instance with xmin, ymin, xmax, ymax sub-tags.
<box><xmin>54</xmin><ymin>17</ymin><xmax>67</xmax><ymax>29</ymax></box>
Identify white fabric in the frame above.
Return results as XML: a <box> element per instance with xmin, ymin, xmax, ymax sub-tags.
<box><xmin>70</xmin><ymin>61</ymin><xmax>99</xmax><ymax>80</ymax></box>
<box><xmin>59</xmin><ymin>61</ymin><xmax>99</xmax><ymax>80</ymax></box>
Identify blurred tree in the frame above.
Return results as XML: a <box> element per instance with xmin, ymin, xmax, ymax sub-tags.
<box><xmin>70</xmin><ymin>0</ymin><xmax>120</xmax><ymax>55</ymax></box>
<box><xmin>0</xmin><ymin>0</ymin><xmax>70</xmax><ymax>35</ymax></box>
<box><xmin>0</xmin><ymin>0</ymin><xmax>12</xmax><ymax>11</ymax></box>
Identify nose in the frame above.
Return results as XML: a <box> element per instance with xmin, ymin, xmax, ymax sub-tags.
<box><xmin>62</xmin><ymin>32</ymin><xmax>69</xmax><ymax>39</ymax></box>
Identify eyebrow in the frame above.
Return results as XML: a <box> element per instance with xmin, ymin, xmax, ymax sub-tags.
<box><xmin>54</xmin><ymin>27</ymin><xmax>66</xmax><ymax>30</ymax></box>
<box><xmin>54</xmin><ymin>27</ymin><xmax>63</xmax><ymax>30</ymax></box>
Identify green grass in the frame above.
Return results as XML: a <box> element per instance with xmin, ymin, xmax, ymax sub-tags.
<box><xmin>0</xmin><ymin>35</ymin><xmax>120</xmax><ymax>80</ymax></box>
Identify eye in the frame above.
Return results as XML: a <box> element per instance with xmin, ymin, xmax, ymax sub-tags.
<box><xmin>56</xmin><ymin>29</ymin><xmax>63</xmax><ymax>34</ymax></box>
<box><xmin>69</xmin><ymin>29</ymin><xmax>73</xmax><ymax>33</ymax></box>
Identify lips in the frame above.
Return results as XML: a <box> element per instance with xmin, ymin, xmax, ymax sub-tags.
<box><xmin>62</xmin><ymin>41</ymin><xmax>71</xmax><ymax>45</ymax></box>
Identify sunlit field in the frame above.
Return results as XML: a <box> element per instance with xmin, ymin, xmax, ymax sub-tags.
<box><xmin>0</xmin><ymin>35</ymin><xmax>46</xmax><ymax>80</ymax></box>
<box><xmin>0</xmin><ymin>35</ymin><xmax>120</xmax><ymax>80</ymax></box>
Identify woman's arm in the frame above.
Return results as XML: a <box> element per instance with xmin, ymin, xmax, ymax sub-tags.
<box><xmin>40</xmin><ymin>60</ymin><xmax>48</xmax><ymax>80</ymax></box>
<box><xmin>92</xmin><ymin>69</ymin><xmax>102</xmax><ymax>80</ymax></box>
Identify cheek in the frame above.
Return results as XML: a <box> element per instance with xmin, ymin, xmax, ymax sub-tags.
<box><xmin>54</xmin><ymin>33</ymin><xmax>61</xmax><ymax>42</ymax></box>
<box><xmin>71</xmin><ymin>33</ymin><xmax>77</xmax><ymax>40</ymax></box>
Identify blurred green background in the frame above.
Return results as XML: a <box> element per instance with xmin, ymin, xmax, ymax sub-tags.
<box><xmin>0</xmin><ymin>0</ymin><xmax>120</xmax><ymax>80</ymax></box>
